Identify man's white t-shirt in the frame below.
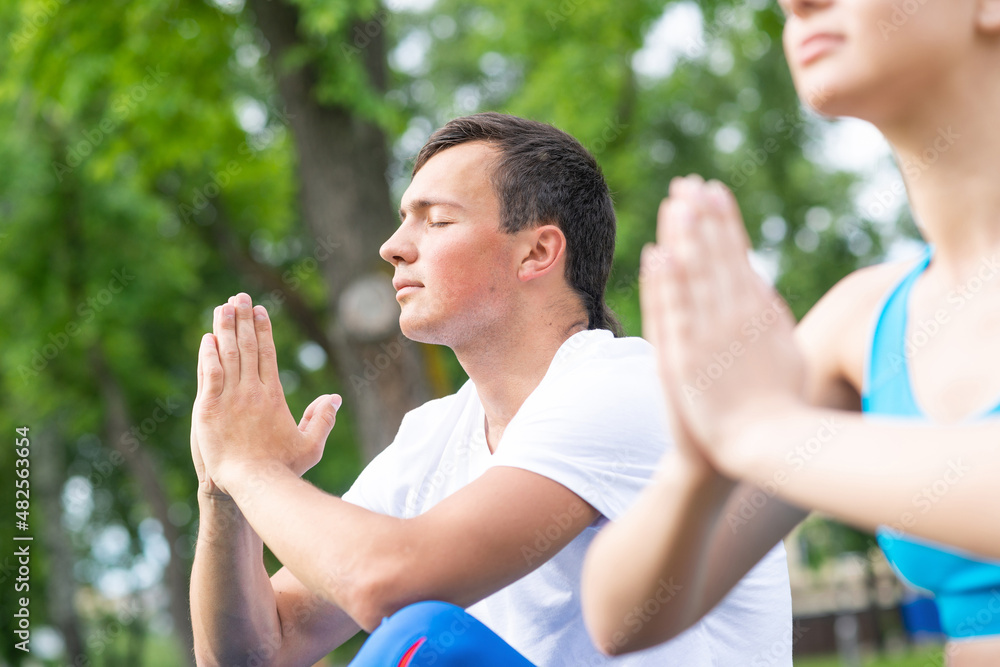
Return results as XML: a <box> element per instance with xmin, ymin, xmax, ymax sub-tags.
<box><xmin>343</xmin><ymin>329</ymin><xmax>793</xmax><ymax>666</ymax></box>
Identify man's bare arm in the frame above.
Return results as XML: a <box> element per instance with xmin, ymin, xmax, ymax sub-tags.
<box><xmin>190</xmin><ymin>493</ymin><xmax>361</xmax><ymax>665</ymax></box>
<box><xmin>189</xmin><ymin>492</ymin><xmax>361</xmax><ymax>667</ymax></box>
<box><xmin>190</xmin><ymin>298</ymin><xmax>360</xmax><ymax>666</ymax></box>
<box><xmin>222</xmin><ymin>461</ymin><xmax>597</xmax><ymax>633</ymax></box>
<box><xmin>190</xmin><ymin>493</ymin><xmax>281</xmax><ymax>665</ymax></box>
<box><xmin>191</xmin><ymin>292</ymin><xmax>599</xmax><ymax>665</ymax></box>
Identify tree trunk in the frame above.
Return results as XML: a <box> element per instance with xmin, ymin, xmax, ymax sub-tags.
<box><xmin>34</xmin><ymin>424</ymin><xmax>87</xmax><ymax>662</ymax></box>
<box><xmin>90</xmin><ymin>347</ymin><xmax>196</xmax><ymax>667</ymax></box>
<box><xmin>250</xmin><ymin>0</ymin><xmax>432</xmax><ymax>461</ymax></box>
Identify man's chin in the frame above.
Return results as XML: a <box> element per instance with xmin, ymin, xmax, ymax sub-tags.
<box><xmin>398</xmin><ymin>316</ymin><xmax>443</xmax><ymax>346</ymax></box>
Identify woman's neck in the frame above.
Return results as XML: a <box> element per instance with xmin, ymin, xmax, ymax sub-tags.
<box><xmin>877</xmin><ymin>56</ymin><xmax>1000</xmax><ymax>283</ymax></box>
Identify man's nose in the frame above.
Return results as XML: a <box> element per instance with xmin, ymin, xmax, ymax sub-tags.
<box><xmin>379</xmin><ymin>224</ymin><xmax>416</xmax><ymax>266</ymax></box>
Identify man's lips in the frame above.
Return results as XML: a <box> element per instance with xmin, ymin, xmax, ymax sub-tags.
<box><xmin>797</xmin><ymin>33</ymin><xmax>844</xmax><ymax>66</ymax></box>
<box><xmin>392</xmin><ymin>279</ymin><xmax>424</xmax><ymax>299</ymax></box>
<box><xmin>395</xmin><ymin>285</ymin><xmax>422</xmax><ymax>299</ymax></box>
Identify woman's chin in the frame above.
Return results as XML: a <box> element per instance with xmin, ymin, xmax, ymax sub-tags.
<box><xmin>792</xmin><ymin>67</ymin><xmax>909</xmax><ymax>126</ymax></box>
<box><xmin>792</xmin><ymin>77</ymin><xmax>863</xmax><ymax>121</ymax></box>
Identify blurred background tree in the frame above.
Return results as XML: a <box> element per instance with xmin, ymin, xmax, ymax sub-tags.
<box><xmin>0</xmin><ymin>0</ymin><xmax>917</xmax><ymax>664</ymax></box>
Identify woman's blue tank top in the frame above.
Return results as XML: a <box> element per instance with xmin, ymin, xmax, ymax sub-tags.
<box><xmin>863</xmin><ymin>246</ymin><xmax>1000</xmax><ymax>639</ymax></box>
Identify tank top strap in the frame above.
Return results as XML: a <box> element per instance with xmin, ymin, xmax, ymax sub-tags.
<box><xmin>862</xmin><ymin>247</ymin><xmax>933</xmax><ymax>416</ymax></box>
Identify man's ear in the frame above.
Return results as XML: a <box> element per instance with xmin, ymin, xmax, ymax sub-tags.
<box><xmin>977</xmin><ymin>0</ymin><xmax>1000</xmax><ymax>32</ymax></box>
<box><xmin>517</xmin><ymin>224</ymin><xmax>567</xmax><ymax>282</ymax></box>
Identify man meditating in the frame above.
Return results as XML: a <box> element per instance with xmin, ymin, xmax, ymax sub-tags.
<box><xmin>188</xmin><ymin>112</ymin><xmax>792</xmax><ymax>666</ymax></box>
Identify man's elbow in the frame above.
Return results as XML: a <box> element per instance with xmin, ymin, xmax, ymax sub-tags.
<box><xmin>342</xmin><ymin>578</ymin><xmax>393</xmax><ymax>633</ymax></box>
<box><xmin>337</xmin><ymin>560</ymin><xmax>412</xmax><ymax>633</ymax></box>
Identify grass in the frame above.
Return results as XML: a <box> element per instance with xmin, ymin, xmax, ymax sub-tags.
<box><xmin>795</xmin><ymin>645</ymin><xmax>944</xmax><ymax>667</ymax></box>
<box><xmin>45</xmin><ymin>623</ymin><xmax>944</xmax><ymax>667</ymax></box>
<box><xmin>102</xmin><ymin>636</ymin><xmax>943</xmax><ymax>667</ymax></box>
<box><xmin>40</xmin><ymin>626</ymin><xmax>366</xmax><ymax>666</ymax></box>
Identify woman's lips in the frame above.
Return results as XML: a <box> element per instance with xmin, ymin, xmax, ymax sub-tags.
<box><xmin>798</xmin><ymin>33</ymin><xmax>844</xmax><ymax>66</ymax></box>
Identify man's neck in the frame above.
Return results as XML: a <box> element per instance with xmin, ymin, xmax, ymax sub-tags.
<box><xmin>455</xmin><ymin>317</ymin><xmax>590</xmax><ymax>454</ymax></box>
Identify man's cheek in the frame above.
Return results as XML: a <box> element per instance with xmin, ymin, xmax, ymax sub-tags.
<box><xmin>442</xmin><ymin>279</ymin><xmax>485</xmax><ymax>312</ymax></box>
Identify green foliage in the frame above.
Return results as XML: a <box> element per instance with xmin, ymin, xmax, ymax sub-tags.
<box><xmin>0</xmin><ymin>1</ymin><xmax>363</xmax><ymax>662</ymax></box>
<box><xmin>796</xmin><ymin>514</ymin><xmax>878</xmax><ymax>571</ymax></box>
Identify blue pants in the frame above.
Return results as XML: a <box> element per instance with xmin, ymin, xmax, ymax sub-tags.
<box><xmin>349</xmin><ymin>601</ymin><xmax>537</xmax><ymax>666</ymax></box>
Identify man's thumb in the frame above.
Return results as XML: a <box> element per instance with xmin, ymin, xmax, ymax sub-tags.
<box><xmin>302</xmin><ymin>394</ymin><xmax>342</xmax><ymax>439</ymax></box>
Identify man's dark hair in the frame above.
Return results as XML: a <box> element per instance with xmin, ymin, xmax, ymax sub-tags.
<box><xmin>413</xmin><ymin>112</ymin><xmax>623</xmax><ymax>336</ymax></box>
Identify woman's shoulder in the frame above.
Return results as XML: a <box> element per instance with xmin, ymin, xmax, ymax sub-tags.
<box><xmin>796</xmin><ymin>255</ymin><xmax>926</xmax><ymax>400</ymax></box>
<box><xmin>807</xmin><ymin>256</ymin><xmax>922</xmax><ymax>325</ymax></box>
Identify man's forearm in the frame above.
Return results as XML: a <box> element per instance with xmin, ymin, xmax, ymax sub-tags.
<box><xmin>191</xmin><ymin>492</ymin><xmax>282</xmax><ymax>664</ymax></box>
<box><xmin>223</xmin><ymin>461</ymin><xmax>406</xmax><ymax>631</ymax></box>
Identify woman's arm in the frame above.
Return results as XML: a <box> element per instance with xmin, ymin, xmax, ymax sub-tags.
<box><xmin>582</xmin><ymin>453</ymin><xmax>805</xmax><ymax>655</ymax></box>
<box><xmin>583</xmin><ymin>177</ymin><xmax>809</xmax><ymax>654</ymax></box>
<box><xmin>645</xmin><ymin>176</ymin><xmax>1000</xmax><ymax>559</ymax></box>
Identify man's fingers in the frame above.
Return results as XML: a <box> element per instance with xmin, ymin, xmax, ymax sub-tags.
<box><xmin>216</xmin><ymin>300</ymin><xmax>240</xmax><ymax>383</ymax></box>
<box><xmin>299</xmin><ymin>394</ymin><xmax>342</xmax><ymax>442</ymax></box>
<box><xmin>234</xmin><ymin>292</ymin><xmax>259</xmax><ymax>383</ymax></box>
<box><xmin>298</xmin><ymin>393</ymin><xmax>328</xmax><ymax>431</ymax></box>
<box><xmin>254</xmin><ymin>305</ymin><xmax>281</xmax><ymax>387</ymax></box>
<box><xmin>205</xmin><ymin>306</ymin><xmax>219</xmax><ymax>398</ymax></box>
<box><xmin>200</xmin><ymin>333</ymin><xmax>223</xmax><ymax>398</ymax></box>
<box><xmin>196</xmin><ymin>334</ymin><xmax>204</xmax><ymax>399</ymax></box>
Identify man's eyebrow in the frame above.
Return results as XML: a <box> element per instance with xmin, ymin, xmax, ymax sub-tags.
<box><xmin>398</xmin><ymin>199</ymin><xmax>466</xmax><ymax>220</ymax></box>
